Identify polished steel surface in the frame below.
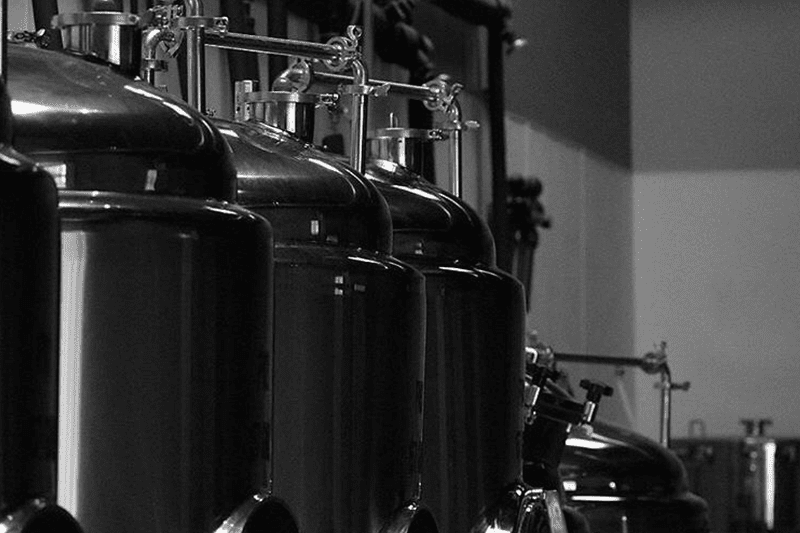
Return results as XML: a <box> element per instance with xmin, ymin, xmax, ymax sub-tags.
<box><xmin>367</xmin><ymin>129</ymin><xmax>444</xmax><ymax>180</ymax></box>
<box><xmin>58</xmin><ymin>191</ymin><xmax>274</xmax><ymax>533</ymax></box>
<box><xmin>559</xmin><ymin>421</ymin><xmax>709</xmax><ymax>533</ymax></box>
<box><xmin>216</xmin><ymin>119</ymin><xmax>391</xmax><ymax>252</ymax></box>
<box><xmin>243</xmin><ymin>91</ymin><xmax>318</xmax><ymax>144</ymax></box>
<box><xmin>366</xmin><ymin>160</ymin><xmax>530</xmax><ymax>533</ymax></box>
<box><xmin>0</xmin><ymin>143</ymin><xmax>60</xmax><ymax>515</ymax></box>
<box><xmin>6</xmin><ymin>44</ymin><xmax>235</xmax><ymax>200</ymax></box>
<box><xmin>53</xmin><ymin>11</ymin><xmax>141</xmax><ymax>76</ymax></box>
<box><xmin>268</xmin><ymin>245</ymin><xmax>428</xmax><ymax>533</ymax></box>
<box><xmin>674</xmin><ymin>432</ymin><xmax>800</xmax><ymax>533</ymax></box>
<box><xmin>560</xmin><ymin>421</ymin><xmax>689</xmax><ymax>500</ymax></box>
<box><xmin>221</xmin><ymin>119</ymin><xmax>432</xmax><ymax>533</ymax></box>
<box><xmin>367</xmin><ymin>159</ymin><xmax>493</xmax><ymax>264</ymax></box>
<box><xmin>0</xmin><ymin>58</ymin><xmax>83</xmax><ymax>532</ymax></box>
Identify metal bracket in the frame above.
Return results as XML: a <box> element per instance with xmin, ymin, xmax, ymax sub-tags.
<box><xmin>6</xmin><ymin>29</ymin><xmax>50</xmax><ymax>48</ymax></box>
<box><xmin>175</xmin><ymin>15</ymin><xmax>228</xmax><ymax>33</ymax></box>
<box><xmin>338</xmin><ymin>82</ymin><xmax>388</xmax><ymax>97</ymax></box>
<box><xmin>324</xmin><ymin>25</ymin><xmax>362</xmax><ymax>73</ymax></box>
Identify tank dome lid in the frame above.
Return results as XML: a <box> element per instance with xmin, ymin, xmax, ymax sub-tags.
<box><xmin>7</xmin><ymin>44</ymin><xmax>236</xmax><ymax>200</ymax></box>
<box><xmin>216</xmin><ymin>118</ymin><xmax>392</xmax><ymax>252</ymax></box>
<box><xmin>559</xmin><ymin>421</ymin><xmax>689</xmax><ymax>499</ymax></box>
<box><xmin>366</xmin><ymin>158</ymin><xmax>495</xmax><ymax>266</ymax></box>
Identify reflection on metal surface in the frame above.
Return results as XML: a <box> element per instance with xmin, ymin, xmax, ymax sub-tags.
<box><xmin>0</xmin><ymin>498</ymin><xmax>84</xmax><ymax>533</ymax></box>
<box><xmin>58</xmin><ymin>231</ymin><xmax>87</xmax><ymax>516</ymax></box>
<box><xmin>366</xmin><ymin>160</ymin><xmax>530</xmax><ymax>533</ymax></box>
<box><xmin>57</xmin><ymin>192</ymin><xmax>273</xmax><ymax>533</ymax></box>
<box><xmin>764</xmin><ymin>441</ymin><xmax>777</xmax><ymax>530</ymax></box>
<box><xmin>564</xmin><ymin>438</ymin><xmax>610</xmax><ymax>451</ymax></box>
<box><xmin>571</xmin><ymin>496</ymin><xmax>626</xmax><ymax>503</ymax></box>
<box><xmin>220</xmin><ymin>118</ymin><xmax>391</xmax><ymax>252</ymax></box>
<box><xmin>222</xmin><ymin>117</ymin><xmax>430</xmax><ymax>533</ymax></box>
<box><xmin>8</xmin><ymin>44</ymin><xmax>236</xmax><ymax>200</ymax></box>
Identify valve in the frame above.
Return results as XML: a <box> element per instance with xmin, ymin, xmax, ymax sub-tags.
<box><xmin>741</xmin><ymin>418</ymin><xmax>773</xmax><ymax>437</ymax></box>
<box><xmin>579</xmin><ymin>379</ymin><xmax>613</xmax><ymax>426</ymax></box>
<box><xmin>523</xmin><ymin>364</ymin><xmax>556</xmax><ymax>425</ymax></box>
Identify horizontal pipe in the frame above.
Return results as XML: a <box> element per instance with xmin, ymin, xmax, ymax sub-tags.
<box><xmin>553</xmin><ymin>352</ymin><xmax>644</xmax><ymax>368</ymax></box>
<box><xmin>312</xmin><ymin>71</ymin><xmax>437</xmax><ymax>101</ymax></box>
<box><xmin>206</xmin><ymin>31</ymin><xmax>341</xmax><ymax>61</ymax></box>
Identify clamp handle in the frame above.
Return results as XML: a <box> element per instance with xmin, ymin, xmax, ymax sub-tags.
<box><xmin>578</xmin><ymin>379</ymin><xmax>613</xmax><ymax>426</ymax></box>
<box><xmin>580</xmin><ymin>379</ymin><xmax>614</xmax><ymax>402</ymax></box>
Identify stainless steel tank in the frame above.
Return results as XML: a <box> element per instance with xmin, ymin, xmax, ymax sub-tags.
<box><xmin>0</xmin><ymin>71</ymin><xmax>83</xmax><ymax>533</ymax></box>
<box><xmin>559</xmin><ymin>418</ymin><xmax>709</xmax><ymax>533</ymax></box>
<box><xmin>8</xmin><ymin>43</ymin><xmax>279</xmax><ymax>533</ymax></box>
<box><xmin>674</xmin><ymin>419</ymin><xmax>799</xmax><ymax>533</ymax></box>
<box><xmin>215</xmin><ymin>118</ymin><xmax>433</xmax><ymax>533</ymax></box>
<box><xmin>364</xmin><ymin>147</ymin><xmax>549</xmax><ymax>533</ymax></box>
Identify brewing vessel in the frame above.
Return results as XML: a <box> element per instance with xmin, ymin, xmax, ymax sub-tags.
<box><xmin>364</xmin><ymin>148</ymin><xmax>540</xmax><ymax>533</ymax></box>
<box><xmin>216</xmin><ymin>117</ymin><xmax>433</xmax><ymax>533</ymax></box>
<box><xmin>558</xmin><ymin>420</ymin><xmax>709</xmax><ymax>533</ymax></box>
<box><xmin>674</xmin><ymin>420</ymin><xmax>799</xmax><ymax>533</ymax></box>
<box><xmin>0</xmin><ymin>66</ymin><xmax>83</xmax><ymax>533</ymax></box>
<box><xmin>8</xmin><ymin>43</ymin><xmax>278</xmax><ymax>533</ymax></box>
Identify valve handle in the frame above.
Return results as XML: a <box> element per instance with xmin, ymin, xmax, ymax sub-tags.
<box><xmin>527</xmin><ymin>364</ymin><xmax>554</xmax><ymax>387</ymax></box>
<box><xmin>579</xmin><ymin>379</ymin><xmax>614</xmax><ymax>402</ymax></box>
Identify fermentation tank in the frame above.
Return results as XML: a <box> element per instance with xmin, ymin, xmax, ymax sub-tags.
<box><xmin>215</xmin><ymin>117</ymin><xmax>433</xmax><ymax>533</ymax></box>
<box><xmin>519</xmin><ymin>343</ymin><xmax>710</xmax><ymax>533</ymax></box>
<box><xmin>364</xmin><ymin>126</ymin><xmax>554</xmax><ymax>533</ymax></box>
<box><xmin>559</xmin><ymin>420</ymin><xmax>709</xmax><ymax>533</ymax></box>
<box><xmin>8</xmin><ymin>43</ymin><xmax>280</xmax><ymax>533</ymax></box>
<box><xmin>674</xmin><ymin>419</ymin><xmax>800</xmax><ymax>533</ymax></box>
<box><xmin>520</xmin><ymin>365</ymin><xmax>709</xmax><ymax>533</ymax></box>
<box><xmin>0</xmin><ymin>51</ymin><xmax>83</xmax><ymax>533</ymax></box>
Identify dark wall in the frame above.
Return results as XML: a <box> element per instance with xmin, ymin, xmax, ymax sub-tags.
<box><xmin>505</xmin><ymin>0</ymin><xmax>631</xmax><ymax>169</ymax></box>
<box><xmin>632</xmin><ymin>0</ymin><xmax>800</xmax><ymax>172</ymax></box>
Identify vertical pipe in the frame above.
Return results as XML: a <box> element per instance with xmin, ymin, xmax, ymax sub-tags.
<box><xmin>362</xmin><ymin>0</ymin><xmax>373</xmax><ymax>70</ymax></box>
<box><xmin>448</xmin><ymin>100</ymin><xmax>463</xmax><ymax>198</ymax></box>
<box><xmin>349</xmin><ymin>59</ymin><xmax>368</xmax><ymax>174</ymax></box>
<box><xmin>449</xmin><ymin>129</ymin><xmax>462</xmax><ymax>198</ymax></box>
<box><xmin>0</xmin><ymin>0</ymin><xmax>6</xmax><ymax>85</ymax></box>
<box><xmin>184</xmin><ymin>0</ymin><xmax>206</xmax><ymax>111</ymax></box>
<box><xmin>659</xmin><ymin>368</ymin><xmax>671</xmax><ymax>448</ymax></box>
<box><xmin>32</xmin><ymin>0</ymin><xmax>63</xmax><ymax>50</ymax></box>
<box><xmin>266</xmin><ymin>0</ymin><xmax>288</xmax><ymax>83</ymax></box>
<box><xmin>488</xmin><ymin>23</ymin><xmax>511</xmax><ymax>271</ymax></box>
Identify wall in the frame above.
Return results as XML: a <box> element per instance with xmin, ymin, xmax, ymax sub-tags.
<box><xmin>505</xmin><ymin>0</ymin><xmax>631</xmax><ymax>169</ymax></box>
<box><xmin>632</xmin><ymin>0</ymin><xmax>800</xmax><ymax>439</ymax></box>
<box><xmin>499</xmin><ymin>0</ymin><xmax>636</xmax><ymax>427</ymax></box>
<box><xmin>506</xmin><ymin>115</ymin><xmax>636</xmax><ymax>429</ymax></box>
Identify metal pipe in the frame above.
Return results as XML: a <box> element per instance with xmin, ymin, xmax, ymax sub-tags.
<box><xmin>659</xmin><ymin>366</ymin><xmax>672</xmax><ymax>448</ymax></box>
<box><xmin>206</xmin><ymin>31</ymin><xmax>342</xmax><ymax>62</ymax></box>
<box><xmin>362</xmin><ymin>0</ymin><xmax>374</xmax><ymax>70</ymax></box>
<box><xmin>184</xmin><ymin>0</ymin><xmax>206</xmax><ymax>111</ymax></box>
<box><xmin>349</xmin><ymin>59</ymin><xmax>369</xmax><ymax>173</ymax></box>
<box><xmin>448</xmin><ymin>99</ymin><xmax>463</xmax><ymax>198</ymax></box>
<box><xmin>141</xmin><ymin>26</ymin><xmax>167</xmax><ymax>86</ymax></box>
<box><xmin>32</xmin><ymin>0</ymin><xmax>63</xmax><ymax>50</ymax></box>
<box><xmin>554</xmin><ymin>352</ymin><xmax>646</xmax><ymax>368</ymax></box>
<box><xmin>488</xmin><ymin>22</ymin><xmax>511</xmax><ymax>271</ymax></box>
<box><xmin>0</xmin><ymin>0</ymin><xmax>6</xmax><ymax>85</ymax></box>
<box><xmin>311</xmin><ymin>71</ymin><xmax>438</xmax><ymax>101</ymax></box>
<box><xmin>266</xmin><ymin>0</ymin><xmax>288</xmax><ymax>83</ymax></box>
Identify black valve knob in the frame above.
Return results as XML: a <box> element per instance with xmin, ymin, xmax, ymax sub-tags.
<box><xmin>580</xmin><ymin>379</ymin><xmax>614</xmax><ymax>402</ymax></box>
<box><xmin>528</xmin><ymin>364</ymin><xmax>554</xmax><ymax>387</ymax></box>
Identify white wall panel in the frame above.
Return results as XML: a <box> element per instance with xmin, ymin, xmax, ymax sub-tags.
<box><xmin>507</xmin><ymin>114</ymin><xmax>636</xmax><ymax>428</ymax></box>
<box><xmin>634</xmin><ymin>170</ymin><xmax>800</xmax><ymax>439</ymax></box>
